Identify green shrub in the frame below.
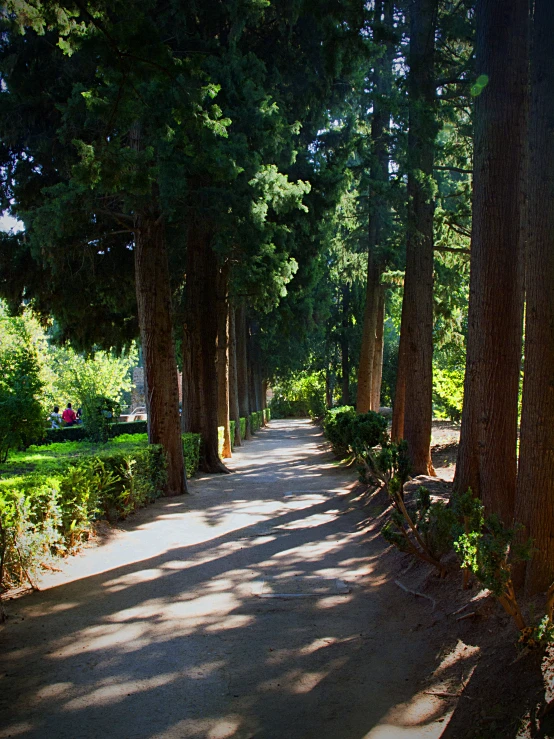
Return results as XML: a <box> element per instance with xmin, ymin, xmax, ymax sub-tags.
<box><xmin>110</xmin><ymin>420</ymin><xmax>148</xmax><ymax>437</ymax></box>
<box><xmin>323</xmin><ymin>406</ymin><xmax>356</xmax><ymax>456</ymax></box>
<box><xmin>239</xmin><ymin>417</ymin><xmax>246</xmax><ymax>438</ymax></box>
<box><xmin>230</xmin><ymin>420</ymin><xmax>236</xmax><ymax>447</ymax></box>
<box><xmin>349</xmin><ymin>412</ymin><xmax>388</xmax><ymax>457</ymax></box>
<box><xmin>0</xmin><ymin>314</ymin><xmax>46</xmax><ymax>462</ymax></box>
<box><xmin>45</xmin><ymin>426</ymin><xmax>87</xmax><ymax>443</ymax></box>
<box><xmin>263</xmin><ymin>408</ymin><xmax>270</xmax><ymax>424</ymax></box>
<box><xmin>218</xmin><ymin>426</ymin><xmax>224</xmax><ymax>457</ymax></box>
<box><xmin>182</xmin><ymin>433</ymin><xmax>201</xmax><ymax>478</ymax></box>
<box><xmin>433</xmin><ymin>367</ymin><xmax>464</xmax><ymax>422</ymax></box>
<box><xmin>0</xmin><ymin>444</ymin><xmax>169</xmax><ymax>590</ymax></box>
<box><xmin>269</xmin><ymin>371</ymin><xmax>326</xmax><ymax>419</ymax></box>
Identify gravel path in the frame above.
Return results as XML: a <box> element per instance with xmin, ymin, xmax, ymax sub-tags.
<box><xmin>0</xmin><ymin>420</ymin><xmax>452</xmax><ymax>739</ymax></box>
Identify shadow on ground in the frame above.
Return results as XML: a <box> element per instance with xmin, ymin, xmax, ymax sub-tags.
<box><xmin>0</xmin><ymin>420</ymin><xmax>489</xmax><ymax>739</ymax></box>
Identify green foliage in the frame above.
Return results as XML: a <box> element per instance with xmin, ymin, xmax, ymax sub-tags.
<box><xmin>349</xmin><ymin>412</ymin><xmax>388</xmax><ymax>457</ymax></box>
<box><xmin>452</xmin><ymin>491</ymin><xmax>532</xmax><ymax>599</ymax></box>
<box><xmin>322</xmin><ymin>406</ymin><xmax>357</xmax><ymax>456</ymax></box>
<box><xmin>0</xmin><ymin>443</ymin><xmax>168</xmax><ymax>590</ymax></box>
<box><xmin>0</xmin><ymin>310</ymin><xmax>46</xmax><ymax>462</ymax></box>
<box><xmin>82</xmin><ymin>395</ymin><xmax>120</xmax><ymax>443</ymax></box>
<box><xmin>270</xmin><ymin>371</ymin><xmax>326</xmax><ymax>419</ymax></box>
<box><xmin>182</xmin><ymin>433</ymin><xmax>201</xmax><ymax>479</ymax></box>
<box><xmin>229</xmin><ymin>420</ymin><xmax>236</xmax><ymax>447</ymax></box>
<box><xmin>110</xmin><ymin>421</ymin><xmax>147</xmax><ymax>438</ymax></box>
<box><xmin>239</xmin><ymin>417</ymin><xmax>247</xmax><ymax>438</ymax></box>
<box><xmin>433</xmin><ymin>367</ymin><xmax>464</xmax><ymax>422</ymax></box>
<box><xmin>218</xmin><ymin>426</ymin><xmax>224</xmax><ymax>457</ymax></box>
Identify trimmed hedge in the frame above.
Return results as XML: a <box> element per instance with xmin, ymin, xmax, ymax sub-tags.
<box><xmin>218</xmin><ymin>426</ymin><xmax>224</xmax><ymax>457</ymax></box>
<box><xmin>230</xmin><ymin>420</ymin><xmax>236</xmax><ymax>447</ymax></box>
<box><xmin>323</xmin><ymin>406</ymin><xmax>387</xmax><ymax>458</ymax></box>
<box><xmin>263</xmin><ymin>408</ymin><xmax>271</xmax><ymax>424</ymax></box>
<box><xmin>0</xmin><ymin>445</ymin><xmax>168</xmax><ymax>590</ymax></box>
<box><xmin>44</xmin><ymin>420</ymin><xmax>147</xmax><ymax>444</ymax></box>
<box><xmin>45</xmin><ymin>425</ymin><xmax>87</xmax><ymax>443</ymax></box>
<box><xmin>182</xmin><ymin>433</ymin><xmax>201</xmax><ymax>479</ymax></box>
<box><xmin>111</xmin><ymin>420</ymin><xmax>148</xmax><ymax>437</ymax></box>
<box><xmin>239</xmin><ymin>417</ymin><xmax>246</xmax><ymax>438</ymax></box>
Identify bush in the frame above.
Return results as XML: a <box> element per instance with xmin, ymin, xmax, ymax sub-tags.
<box><xmin>349</xmin><ymin>412</ymin><xmax>388</xmax><ymax>457</ymax></box>
<box><xmin>111</xmin><ymin>420</ymin><xmax>148</xmax><ymax>437</ymax></box>
<box><xmin>230</xmin><ymin>420</ymin><xmax>236</xmax><ymax>446</ymax></box>
<box><xmin>218</xmin><ymin>426</ymin><xmax>224</xmax><ymax>457</ymax></box>
<box><xmin>0</xmin><ymin>315</ymin><xmax>46</xmax><ymax>462</ymax></box>
<box><xmin>240</xmin><ymin>417</ymin><xmax>246</xmax><ymax>438</ymax></box>
<box><xmin>269</xmin><ymin>371</ymin><xmax>326</xmax><ymax>419</ymax></box>
<box><xmin>82</xmin><ymin>394</ymin><xmax>121</xmax><ymax>442</ymax></box>
<box><xmin>43</xmin><ymin>419</ymin><xmax>147</xmax><ymax>445</ymax></box>
<box><xmin>182</xmin><ymin>433</ymin><xmax>201</xmax><ymax>478</ymax></box>
<box><xmin>45</xmin><ymin>425</ymin><xmax>87</xmax><ymax>443</ymax></box>
<box><xmin>323</xmin><ymin>406</ymin><xmax>357</xmax><ymax>456</ymax></box>
<box><xmin>263</xmin><ymin>408</ymin><xmax>271</xmax><ymax>424</ymax></box>
<box><xmin>433</xmin><ymin>367</ymin><xmax>464</xmax><ymax>422</ymax></box>
<box><xmin>0</xmin><ymin>445</ymin><xmax>168</xmax><ymax>590</ymax></box>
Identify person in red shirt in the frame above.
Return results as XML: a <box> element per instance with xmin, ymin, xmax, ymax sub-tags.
<box><xmin>62</xmin><ymin>403</ymin><xmax>77</xmax><ymax>426</ymax></box>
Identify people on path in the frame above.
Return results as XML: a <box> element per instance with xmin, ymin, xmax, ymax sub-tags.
<box><xmin>49</xmin><ymin>406</ymin><xmax>62</xmax><ymax>429</ymax></box>
<box><xmin>62</xmin><ymin>403</ymin><xmax>77</xmax><ymax>426</ymax></box>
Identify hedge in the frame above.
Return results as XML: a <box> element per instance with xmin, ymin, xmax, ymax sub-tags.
<box><xmin>0</xmin><ymin>445</ymin><xmax>168</xmax><ymax>591</ymax></box>
<box><xmin>44</xmin><ymin>420</ymin><xmax>148</xmax><ymax>444</ymax></box>
<box><xmin>240</xmin><ymin>417</ymin><xmax>246</xmax><ymax>438</ymax></box>
<box><xmin>230</xmin><ymin>420</ymin><xmax>236</xmax><ymax>447</ymax></box>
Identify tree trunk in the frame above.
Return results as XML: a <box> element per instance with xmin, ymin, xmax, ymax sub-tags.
<box><xmin>357</xmin><ymin>256</ymin><xmax>380</xmax><ymax>413</ymax></box>
<box><xmin>393</xmin><ymin>0</ymin><xmax>438</xmax><ymax>475</ymax></box>
<box><xmin>216</xmin><ymin>264</ymin><xmax>232</xmax><ymax>459</ymax></box>
<box><xmin>454</xmin><ymin>0</ymin><xmax>528</xmax><ymax>525</ymax></box>
<box><xmin>514</xmin><ymin>0</ymin><xmax>552</xmax><ymax>595</ymax></box>
<box><xmin>229</xmin><ymin>306</ymin><xmax>242</xmax><ymax>447</ymax></box>
<box><xmin>371</xmin><ymin>286</ymin><xmax>385</xmax><ymax>411</ymax></box>
<box><xmin>357</xmin><ymin>0</ymin><xmax>394</xmax><ymax>415</ymax></box>
<box><xmin>182</xmin><ymin>210</ymin><xmax>229</xmax><ymax>473</ymax></box>
<box><xmin>135</xmin><ymin>215</ymin><xmax>186</xmax><ymax>495</ymax></box>
<box><xmin>236</xmin><ymin>302</ymin><xmax>253</xmax><ymax>439</ymax></box>
<box><xmin>340</xmin><ymin>284</ymin><xmax>351</xmax><ymax>406</ymax></box>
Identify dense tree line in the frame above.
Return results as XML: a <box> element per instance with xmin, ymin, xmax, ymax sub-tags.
<box><xmin>1</xmin><ymin>0</ymin><xmax>552</xmax><ymax>597</ymax></box>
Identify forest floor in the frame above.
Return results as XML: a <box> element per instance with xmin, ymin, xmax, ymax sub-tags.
<box><xmin>0</xmin><ymin>419</ymin><xmax>552</xmax><ymax>738</ymax></box>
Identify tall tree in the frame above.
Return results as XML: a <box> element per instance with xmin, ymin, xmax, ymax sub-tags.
<box><xmin>357</xmin><ymin>0</ymin><xmax>395</xmax><ymax>414</ymax></box>
<box><xmin>392</xmin><ymin>0</ymin><xmax>438</xmax><ymax>475</ymax></box>
<box><xmin>513</xmin><ymin>0</ymin><xmax>553</xmax><ymax>595</ymax></box>
<box><xmin>454</xmin><ymin>0</ymin><xmax>528</xmax><ymax>525</ymax></box>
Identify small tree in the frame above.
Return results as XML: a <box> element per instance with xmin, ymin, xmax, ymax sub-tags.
<box><xmin>0</xmin><ymin>314</ymin><xmax>45</xmax><ymax>462</ymax></box>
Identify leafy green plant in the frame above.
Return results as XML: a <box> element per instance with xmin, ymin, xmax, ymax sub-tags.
<box><xmin>82</xmin><ymin>394</ymin><xmax>121</xmax><ymax>443</ymax></box>
<box><xmin>452</xmin><ymin>490</ymin><xmax>532</xmax><ymax>630</ymax></box>
<box><xmin>0</xmin><ymin>313</ymin><xmax>46</xmax><ymax>462</ymax></box>
<box><xmin>323</xmin><ymin>406</ymin><xmax>356</xmax><ymax>456</ymax></box>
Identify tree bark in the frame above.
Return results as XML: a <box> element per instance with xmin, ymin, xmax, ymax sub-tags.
<box><xmin>236</xmin><ymin>302</ymin><xmax>253</xmax><ymax>439</ymax></box>
<box><xmin>371</xmin><ymin>286</ymin><xmax>385</xmax><ymax>411</ymax></box>
<box><xmin>182</xmin><ymin>209</ymin><xmax>229</xmax><ymax>473</ymax></box>
<box><xmin>229</xmin><ymin>305</ymin><xmax>242</xmax><ymax>447</ymax></box>
<box><xmin>357</xmin><ymin>0</ymin><xmax>394</xmax><ymax>415</ymax></box>
<box><xmin>357</xmin><ymin>255</ymin><xmax>380</xmax><ymax>413</ymax></box>
<box><xmin>393</xmin><ymin>0</ymin><xmax>438</xmax><ymax>475</ymax></box>
<box><xmin>454</xmin><ymin>0</ymin><xmax>528</xmax><ymax>525</ymax></box>
<box><xmin>340</xmin><ymin>284</ymin><xmax>351</xmax><ymax>406</ymax></box>
<box><xmin>135</xmin><ymin>215</ymin><xmax>186</xmax><ymax>495</ymax></box>
<box><xmin>514</xmin><ymin>0</ymin><xmax>552</xmax><ymax>595</ymax></box>
<box><xmin>216</xmin><ymin>263</ymin><xmax>232</xmax><ymax>459</ymax></box>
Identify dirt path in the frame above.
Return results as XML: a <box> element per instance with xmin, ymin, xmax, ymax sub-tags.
<box><xmin>0</xmin><ymin>420</ymin><xmax>455</xmax><ymax>739</ymax></box>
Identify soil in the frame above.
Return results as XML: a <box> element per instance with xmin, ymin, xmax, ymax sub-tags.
<box><xmin>0</xmin><ymin>419</ymin><xmax>552</xmax><ymax>738</ymax></box>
